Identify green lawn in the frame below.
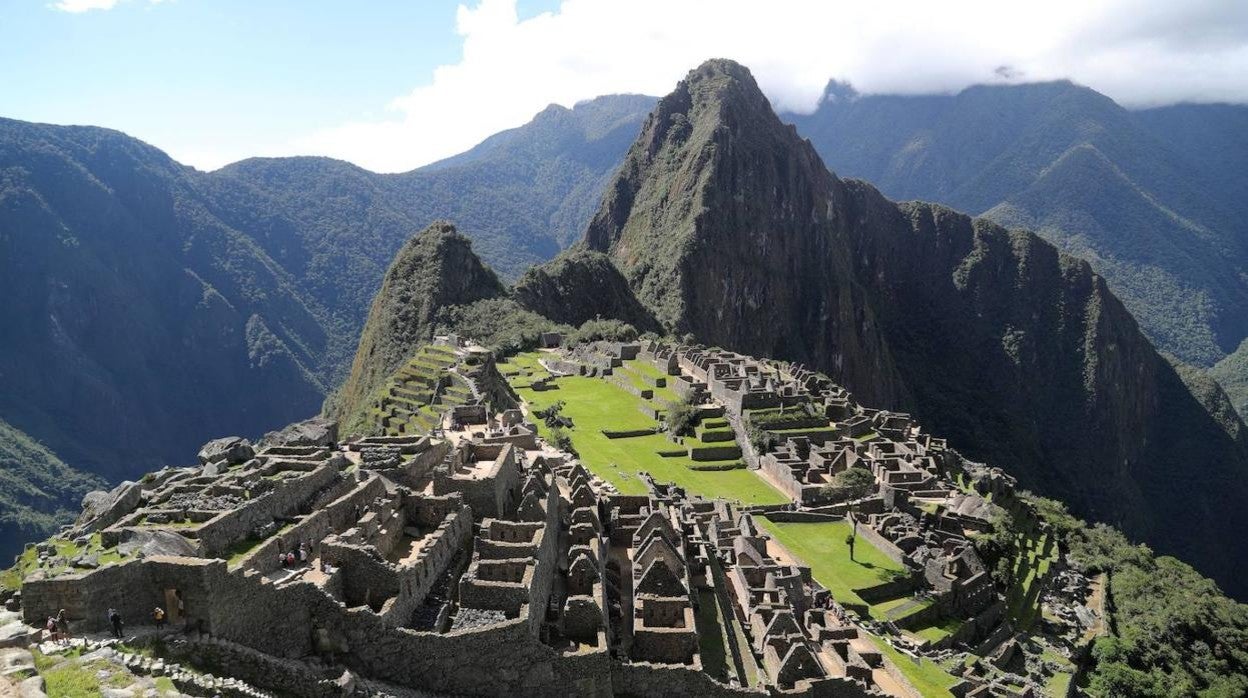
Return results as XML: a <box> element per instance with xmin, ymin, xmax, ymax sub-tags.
<box><xmin>615</xmin><ymin>362</ymin><xmax>680</xmax><ymax>404</ymax></box>
<box><xmin>757</xmin><ymin>518</ymin><xmax>909</xmax><ymax>613</ymax></box>
<box><xmin>910</xmin><ymin>616</ymin><xmax>964</xmax><ymax>644</ymax></box>
<box><xmin>868</xmin><ymin>634</ymin><xmax>959</xmax><ymax>697</ymax></box>
<box><xmin>509</xmin><ymin>357</ymin><xmax>787</xmax><ymax>505</ymax></box>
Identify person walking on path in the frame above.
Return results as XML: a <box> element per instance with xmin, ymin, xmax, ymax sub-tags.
<box><xmin>55</xmin><ymin>609</ymin><xmax>70</xmax><ymax>644</ymax></box>
<box><xmin>153</xmin><ymin>606</ymin><xmax>166</xmax><ymax>629</ymax></box>
<box><xmin>108</xmin><ymin>608</ymin><xmax>124</xmax><ymax>639</ymax></box>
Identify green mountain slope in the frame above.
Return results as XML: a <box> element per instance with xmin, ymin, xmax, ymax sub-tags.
<box><xmin>0</xmin><ymin>418</ymin><xmax>103</xmax><ymax>564</ymax></box>
<box><xmin>0</xmin><ymin>118</ymin><xmax>328</xmax><ymax>481</ymax></box>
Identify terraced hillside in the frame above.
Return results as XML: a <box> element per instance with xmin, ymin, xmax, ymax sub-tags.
<box><xmin>358</xmin><ymin>344</ymin><xmax>468</xmax><ymax>436</ymax></box>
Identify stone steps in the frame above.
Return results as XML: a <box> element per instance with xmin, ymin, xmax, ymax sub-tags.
<box><xmin>38</xmin><ymin>634</ymin><xmax>273</xmax><ymax>698</ymax></box>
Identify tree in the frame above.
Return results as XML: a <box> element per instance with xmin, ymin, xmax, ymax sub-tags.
<box><xmin>823</xmin><ymin>467</ymin><xmax>875</xmax><ymax>501</ymax></box>
<box><xmin>665</xmin><ymin>396</ymin><xmax>697</xmax><ymax>437</ymax></box>
<box><xmin>549</xmin><ymin>426</ymin><xmax>575</xmax><ymax>455</ymax></box>
<box><xmin>747</xmin><ymin>423</ymin><xmax>776</xmax><ymax>454</ymax></box>
<box><xmin>536</xmin><ymin>400</ymin><xmax>570</xmax><ymax>429</ymax></box>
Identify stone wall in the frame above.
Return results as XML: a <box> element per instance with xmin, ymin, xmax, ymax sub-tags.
<box><xmin>610</xmin><ymin>661</ymin><xmax>762</xmax><ymax>697</ymax></box>
<box><xmin>162</xmin><ymin>636</ymin><xmax>343</xmax><ymax>698</ymax></box>
<box><xmin>195</xmin><ymin>464</ymin><xmax>341</xmax><ymax>556</ymax></box>
<box><xmin>242</xmin><ymin>476</ymin><xmax>387</xmax><ymax>575</ymax></box>
<box><xmin>22</xmin><ymin>555</ymin><xmax>223</xmax><ymax>633</ymax></box>
<box><xmin>689</xmin><ymin>444</ymin><xmax>744</xmax><ymax>461</ymax></box>
<box><xmin>855</xmin><ymin>520</ymin><xmax>914</xmax><ymax>569</ymax></box>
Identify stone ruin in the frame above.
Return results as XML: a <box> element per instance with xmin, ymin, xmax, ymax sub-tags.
<box><xmin>7</xmin><ymin>339</ymin><xmax>1099</xmax><ymax>697</ymax></box>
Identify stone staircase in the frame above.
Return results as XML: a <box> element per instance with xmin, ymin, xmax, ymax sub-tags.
<box><xmin>35</xmin><ymin>633</ymin><xmax>274</xmax><ymax>698</ymax></box>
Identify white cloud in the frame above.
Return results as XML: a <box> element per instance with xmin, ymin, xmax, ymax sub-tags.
<box><xmin>280</xmin><ymin>0</ymin><xmax>1248</xmax><ymax>172</ymax></box>
<box><xmin>51</xmin><ymin>0</ymin><xmax>165</xmax><ymax>13</ymax></box>
<box><xmin>52</xmin><ymin>0</ymin><xmax>120</xmax><ymax>12</ymax></box>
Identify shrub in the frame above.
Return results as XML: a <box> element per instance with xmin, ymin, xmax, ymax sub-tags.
<box><xmin>535</xmin><ymin>400</ymin><xmax>572</xmax><ymax>429</ymax></box>
<box><xmin>568</xmin><ymin>317</ymin><xmax>638</xmax><ymax>345</ymax></box>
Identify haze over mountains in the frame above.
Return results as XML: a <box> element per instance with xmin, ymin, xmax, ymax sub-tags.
<box><xmin>2</xmin><ymin>63</ymin><xmax>1248</xmax><ymax>597</ymax></box>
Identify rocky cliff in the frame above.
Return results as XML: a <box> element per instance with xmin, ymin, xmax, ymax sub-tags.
<box><xmin>585</xmin><ymin>60</ymin><xmax>906</xmax><ymax>409</ymax></box>
<box><xmin>583</xmin><ymin>59</ymin><xmax>1248</xmax><ymax>597</ymax></box>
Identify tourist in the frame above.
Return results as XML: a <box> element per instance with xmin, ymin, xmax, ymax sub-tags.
<box><xmin>153</xmin><ymin>606</ymin><xmax>166</xmax><ymax>629</ymax></box>
<box><xmin>298</xmin><ymin>542</ymin><xmax>308</xmax><ymax>563</ymax></box>
<box><xmin>45</xmin><ymin>616</ymin><xmax>59</xmax><ymax>643</ymax></box>
<box><xmin>286</xmin><ymin>551</ymin><xmax>296</xmax><ymax>566</ymax></box>
<box><xmin>108</xmin><ymin>608</ymin><xmax>124</xmax><ymax>639</ymax></box>
<box><xmin>55</xmin><ymin>609</ymin><xmax>70</xmax><ymax>644</ymax></box>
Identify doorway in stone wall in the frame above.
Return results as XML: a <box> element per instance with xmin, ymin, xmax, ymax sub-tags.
<box><xmin>165</xmin><ymin>589</ymin><xmax>181</xmax><ymax>624</ymax></box>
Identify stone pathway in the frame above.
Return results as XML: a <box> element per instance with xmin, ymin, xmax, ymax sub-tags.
<box><xmin>9</xmin><ymin>627</ymin><xmax>275</xmax><ymax>698</ymax></box>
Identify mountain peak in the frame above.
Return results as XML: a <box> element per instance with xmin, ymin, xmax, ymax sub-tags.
<box><xmin>332</xmin><ymin>221</ymin><xmax>504</xmax><ymax>428</ymax></box>
<box><xmin>582</xmin><ymin>58</ymin><xmax>902</xmax><ymax>406</ymax></box>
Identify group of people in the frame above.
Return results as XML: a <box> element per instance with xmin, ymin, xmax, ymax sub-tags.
<box><xmin>43</xmin><ymin>596</ymin><xmax>180</xmax><ymax>644</ymax></box>
<box><xmin>43</xmin><ymin>609</ymin><xmax>70</xmax><ymax>644</ymax></box>
<box><xmin>279</xmin><ymin>541</ymin><xmax>311</xmax><ymax>568</ymax></box>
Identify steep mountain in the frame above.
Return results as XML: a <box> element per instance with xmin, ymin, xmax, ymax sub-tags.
<box><xmin>331</xmin><ymin>222</ymin><xmax>506</xmax><ymax>431</ymax></box>
<box><xmin>782</xmin><ymin>82</ymin><xmax>1248</xmax><ymax>375</ymax></box>
<box><xmin>586</xmin><ymin>61</ymin><xmax>905</xmax><ymax>408</ymax></box>
<box><xmin>1213</xmin><ymin>340</ymin><xmax>1248</xmax><ymax>418</ymax></box>
<box><xmin>0</xmin><ymin>95</ymin><xmax>648</xmax><ymax>505</ymax></box>
<box><xmin>585</xmin><ymin>59</ymin><xmax>1248</xmax><ymax>597</ymax></box>
<box><xmin>0</xmin><ymin>118</ymin><xmax>327</xmax><ymax>482</ymax></box>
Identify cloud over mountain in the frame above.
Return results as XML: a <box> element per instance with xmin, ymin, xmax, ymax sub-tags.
<box><xmin>295</xmin><ymin>0</ymin><xmax>1248</xmax><ymax>172</ymax></box>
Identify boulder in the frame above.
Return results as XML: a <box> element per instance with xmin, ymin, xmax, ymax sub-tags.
<box><xmin>117</xmin><ymin>530</ymin><xmax>199</xmax><ymax>558</ymax></box>
<box><xmin>197</xmin><ymin>437</ymin><xmax>254</xmax><ymax>466</ymax></box>
<box><xmin>0</xmin><ymin>612</ymin><xmax>37</xmax><ymax>649</ymax></box>
<box><xmin>258</xmin><ymin>417</ymin><xmax>338</xmax><ymax>449</ymax></box>
<box><xmin>18</xmin><ymin>675</ymin><xmax>46</xmax><ymax>698</ymax></box>
<box><xmin>76</xmin><ymin>481</ymin><xmax>142</xmax><ymax>532</ymax></box>
<box><xmin>72</xmin><ymin>553</ymin><xmax>100</xmax><ymax>570</ymax></box>
<box><xmin>0</xmin><ymin>646</ymin><xmax>34</xmax><ymax>676</ymax></box>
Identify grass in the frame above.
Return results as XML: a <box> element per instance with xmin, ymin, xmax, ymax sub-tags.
<box><xmin>910</xmin><ymin>616</ymin><xmax>964</xmax><ymax>644</ymax></box>
<box><xmin>2</xmin><ymin>534</ymin><xmax>126</xmax><ymax>589</ymax></box>
<box><xmin>154</xmin><ymin>676</ymin><xmax>177</xmax><ymax>693</ymax></box>
<box><xmin>1041</xmin><ymin>647</ymin><xmax>1075</xmax><ymax>697</ymax></box>
<box><xmin>757</xmin><ymin>518</ymin><xmax>909</xmax><ymax>614</ymax></box>
<box><xmin>615</xmin><ymin>362</ymin><xmax>679</xmax><ymax>403</ymax></box>
<box><xmin>695</xmin><ymin>589</ymin><xmax>730</xmax><ymax>681</ymax></box>
<box><xmin>35</xmin><ymin>647</ymin><xmax>134</xmax><ymax>698</ymax></box>
<box><xmin>224</xmin><ymin>536</ymin><xmax>265</xmax><ymax>568</ymax></box>
<box><xmin>868</xmin><ymin>634</ymin><xmax>959</xmax><ymax>697</ymax></box>
<box><xmin>509</xmin><ymin>354</ymin><xmax>787</xmax><ymax>505</ymax></box>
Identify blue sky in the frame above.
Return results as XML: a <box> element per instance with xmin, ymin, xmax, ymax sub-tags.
<box><xmin>2</xmin><ymin>1</ymin><xmax>1244</xmax><ymax>172</ymax></box>
<box><xmin>0</xmin><ymin>0</ymin><xmax>559</xmax><ymax>168</ymax></box>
